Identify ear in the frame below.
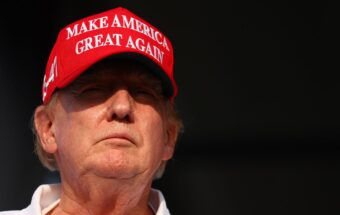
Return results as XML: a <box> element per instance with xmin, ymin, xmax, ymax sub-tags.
<box><xmin>34</xmin><ymin>105</ymin><xmax>57</xmax><ymax>154</ymax></box>
<box><xmin>162</xmin><ymin>122</ymin><xmax>178</xmax><ymax>161</ymax></box>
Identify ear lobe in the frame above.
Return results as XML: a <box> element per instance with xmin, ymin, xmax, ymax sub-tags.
<box><xmin>162</xmin><ymin>123</ymin><xmax>178</xmax><ymax>161</ymax></box>
<box><xmin>34</xmin><ymin>105</ymin><xmax>57</xmax><ymax>154</ymax></box>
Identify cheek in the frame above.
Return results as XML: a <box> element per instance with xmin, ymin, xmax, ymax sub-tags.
<box><xmin>139</xmin><ymin>107</ymin><xmax>168</xmax><ymax>155</ymax></box>
<box><xmin>53</xmin><ymin>112</ymin><xmax>97</xmax><ymax>164</ymax></box>
<box><xmin>55</xmin><ymin>114</ymin><xmax>83</xmax><ymax>144</ymax></box>
<box><xmin>54</xmin><ymin>108</ymin><xmax>100</xmax><ymax>140</ymax></box>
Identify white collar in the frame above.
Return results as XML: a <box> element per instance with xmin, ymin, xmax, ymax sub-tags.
<box><xmin>25</xmin><ymin>183</ymin><xmax>170</xmax><ymax>215</ymax></box>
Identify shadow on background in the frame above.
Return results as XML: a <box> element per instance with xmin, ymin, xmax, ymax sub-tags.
<box><xmin>0</xmin><ymin>0</ymin><xmax>339</xmax><ymax>214</ymax></box>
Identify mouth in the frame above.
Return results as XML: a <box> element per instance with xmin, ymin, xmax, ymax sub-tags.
<box><xmin>98</xmin><ymin>133</ymin><xmax>136</xmax><ymax>147</ymax></box>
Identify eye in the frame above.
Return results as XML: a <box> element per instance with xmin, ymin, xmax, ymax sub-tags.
<box><xmin>71</xmin><ymin>85</ymin><xmax>111</xmax><ymax>100</ymax></box>
<box><xmin>71</xmin><ymin>87</ymin><xmax>102</xmax><ymax>96</ymax></box>
<box><xmin>132</xmin><ymin>87</ymin><xmax>159</xmax><ymax>100</ymax></box>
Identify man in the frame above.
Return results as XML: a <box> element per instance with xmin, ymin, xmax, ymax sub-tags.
<box><xmin>0</xmin><ymin>7</ymin><xmax>182</xmax><ymax>215</ymax></box>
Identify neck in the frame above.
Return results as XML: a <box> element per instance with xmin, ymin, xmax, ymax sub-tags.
<box><xmin>51</xmin><ymin>175</ymin><xmax>154</xmax><ymax>215</ymax></box>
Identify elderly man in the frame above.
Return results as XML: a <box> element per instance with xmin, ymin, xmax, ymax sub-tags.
<box><xmin>0</xmin><ymin>7</ymin><xmax>182</xmax><ymax>215</ymax></box>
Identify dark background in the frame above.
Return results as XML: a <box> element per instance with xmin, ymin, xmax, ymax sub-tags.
<box><xmin>1</xmin><ymin>1</ymin><xmax>339</xmax><ymax>214</ymax></box>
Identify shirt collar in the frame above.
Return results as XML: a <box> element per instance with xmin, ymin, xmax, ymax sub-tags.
<box><xmin>27</xmin><ymin>183</ymin><xmax>170</xmax><ymax>215</ymax></box>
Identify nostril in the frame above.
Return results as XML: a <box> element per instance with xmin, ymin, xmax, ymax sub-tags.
<box><xmin>111</xmin><ymin>111</ymin><xmax>132</xmax><ymax>122</ymax></box>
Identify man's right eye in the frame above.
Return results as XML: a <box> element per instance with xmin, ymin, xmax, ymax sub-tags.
<box><xmin>72</xmin><ymin>86</ymin><xmax>110</xmax><ymax>98</ymax></box>
<box><xmin>69</xmin><ymin>86</ymin><xmax>113</xmax><ymax>105</ymax></box>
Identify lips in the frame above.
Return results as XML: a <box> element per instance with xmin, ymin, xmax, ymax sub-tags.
<box><xmin>97</xmin><ymin>131</ymin><xmax>137</xmax><ymax>146</ymax></box>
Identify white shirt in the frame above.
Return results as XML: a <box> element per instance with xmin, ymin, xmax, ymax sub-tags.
<box><xmin>0</xmin><ymin>184</ymin><xmax>171</xmax><ymax>215</ymax></box>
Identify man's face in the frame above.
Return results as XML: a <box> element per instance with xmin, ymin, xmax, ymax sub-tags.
<box><xmin>47</xmin><ymin>62</ymin><xmax>175</xmax><ymax>181</ymax></box>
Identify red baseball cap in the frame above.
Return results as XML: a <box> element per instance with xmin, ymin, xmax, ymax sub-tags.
<box><xmin>42</xmin><ymin>7</ymin><xmax>176</xmax><ymax>104</ymax></box>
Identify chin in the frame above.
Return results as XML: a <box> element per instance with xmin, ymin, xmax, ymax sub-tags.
<box><xmin>90</xmin><ymin>152</ymin><xmax>144</xmax><ymax>179</ymax></box>
<box><xmin>93</xmin><ymin>165</ymin><xmax>144</xmax><ymax>180</ymax></box>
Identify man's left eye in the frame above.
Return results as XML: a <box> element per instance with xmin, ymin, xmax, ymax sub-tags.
<box><xmin>133</xmin><ymin>88</ymin><xmax>157</xmax><ymax>99</ymax></box>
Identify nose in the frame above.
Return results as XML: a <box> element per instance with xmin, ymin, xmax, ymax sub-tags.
<box><xmin>106</xmin><ymin>89</ymin><xmax>134</xmax><ymax>123</ymax></box>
